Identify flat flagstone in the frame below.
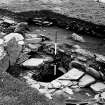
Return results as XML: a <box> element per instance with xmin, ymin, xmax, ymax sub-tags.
<box><xmin>79</xmin><ymin>74</ymin><xmax>96</xmax><ymax>87</ymax></box>
<box><xmin>59</xmin><ymin>68</ymin><xmax>84</xmax><ymax>80</ymax></box>
<box><xmin>22</xmin><ymin>58</ymin><xmax>44</xmax><ymax>67</ymax></box>
<box><xmin>90</xmin><ymin>82</ymin><xmax>105</xmax><ymax>92</ymax></box>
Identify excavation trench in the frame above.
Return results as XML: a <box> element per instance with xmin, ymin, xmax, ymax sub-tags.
<box><xmin>1</xmin><ymin>9</ymin><xmax>105</xmax><ymax>83</ymax></box>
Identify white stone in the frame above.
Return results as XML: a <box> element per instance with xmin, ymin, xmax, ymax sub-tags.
<box><xmin>25</xmin><ymin>37</ymin><xmax>42</xmax><ymax>44</ymax></box>
<box><xmin>43</xmin><ymin>56</ymin><xmax>53</xmax><ymax>62</ymax></box>
<box><xmin>0</xmin><ymin>39</ymin><xmax>4</xmax><ymax>45</ymax></box>
<box><xmin>28</xmin><ymin>44</ymin><xmax>41</xmax><ymax>50</ymax></box>
<box><xmin>71</xmin><ymin>33</ymin><xmax>85</xmax><ymax>42</ymax></box>
<box><xmin>50</xmin><ymin>80</ymin><xmax>62</xmax><ymax>89</ymax></box>
<box><xmin>72</xmin><ymin>45</ymin><xmax>81</xmax><ymax>49</ymax></box>
<box><xmin>79</xmin><ymin>74</ymin><xmax>95</xmax><ymax>87</ymax></box>
<box><xmin>4</xmin><ymin>33</ymin><xmax>24</xmax><ymax>43</ymax></box>
<box><xmin>31</xmin><ymin>83</ymin><xmax>40</xmax><ymax>89</ymax></box>
<box><xmin>59</xmin><ymin>80</ymin><xmax>72</xmax><ymax>87</ymax></box>
<box><xmin>61</xmin><ymin>68</ymin><xmax>84</xmax><ymax>80</ymax></box>
<box><xmin>3</xmin><ymin>17</ymin><xmax>16</xmax><ymax>24</ymax></box>
<box><xmin>26</xmin><ymin>34</ymin><xmax>39</xmax><ymax>38</ymax></box>
<box><xmin>63</xmin><ymin>87</ymin><xmax>73</xmax><ymax>95</ymax></box>
<box><xmin>22</xmin><ymin>58</ymin><xmax>44</xmax><ymax>67</ymax></box>
<box><xmin>18</xmin><ymin>40</ymin><xmax>24</xmax><ymax>45</ymax></box>
<box><xmin>101</xmin><ymin>92</ymin><xmax>105</xmax><ymax>99</ymax></box>
<box><xmin>90</xmin><ymin>82</ymin><xmax>105</xmax><ymax>92</ymax></box>
<box><xmin>0</xmin><ymin>46</ymin><xmax>4</xmax><ymax>57</ymax></box>
<box><xmin>94</xmin><ymin>0</ymin><xmax>105</xmax><ymax>3</ymax></box>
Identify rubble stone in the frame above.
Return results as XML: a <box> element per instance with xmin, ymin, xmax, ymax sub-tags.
<box><xmin>58</xmin><ymin>80</ymin><xmax>72</xmax><ymax>87</ymax></box>
<box><xmin>18</xmin><ymin>40</ymin><xmax>24</xmax><ymax>45</ymax></box>
<box><xmin>0</xmin><ymin>38</ymin><xmax>4</xmax><ymax>45</ymax></box>
<box><xmin>28</xmin><ymin>43</ymin><xmax>41</xmax><ymax>50</ymax></box>
<box><xmin>49</xmin><ymin>80</ymin><xmax>62</xmax><ymax>89</ymax></box>
<box><xmin>70</xmin><ymin>60</ymin><xmax>86</xmax><ymax>70</ymax></box>
<box><xmin>71</xmin><ymin>33</ymin><xmax>85</xmax><ymax>42</ymax></box>
<box><xmin>4</xmin><ymin>33</ymin><xmax>24</xmax><ymax>43</ymax></box>
<box><xmin>79</xmin><ymin>74</ymin><xmax>96</xmax><ymax>87</ymax></box>
<box><xmin>2</xmin><ymin>17</ymin><xmax>16</xmax><ymax>24</ymax></box>
<box><xmin>77</xmin><ymin>56</ymin><xmax>87</xmax><ymax>62</ymax></box>
<box><xmin>86</xmin><ymin>67</ymin><xmax>101</xmax><ymax>79</ymax></box>
<box><xmin>90</xmin><ymin>82</ymin><xmax>105</xmax><ymax>92</ymax></box>
<box><xmin>63</xmin><ymin>87</ymin><xmax>73</xmax><ymax>95</ymax></box>
<box><xmin>25</xmin><ymin>37</ymin><xmax>42</xmax><ymax>44</ymax></box>
<box><xmin>101</xmin><ymin>92</ymin><xmax>105</xmax><ymax>99</ymax></box>
<box><xmin>22</xmin><ymin>58</ymin><xmax>44</xmax><ymax>67</ymax></box>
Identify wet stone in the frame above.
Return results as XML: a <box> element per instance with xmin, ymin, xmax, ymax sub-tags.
<box><xmin>90</xmin><ymin>82</ymin><xmax>105</xmax><ymax>92</ymax></box>
<box><xmin>79</xmin><ymin>74</ymin><xmax>96</xmax><ymax>87</ymax></box>
<box><xmin>59</xmin><ymin>68</ymin><xmax>84</xmax><ymax>80</ymax></box>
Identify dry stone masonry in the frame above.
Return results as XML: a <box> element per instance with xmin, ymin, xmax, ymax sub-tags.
<box><xmin>0</xmin><ymin>10</ymin><xmax>105</xmax><ymax>105</ymax></box>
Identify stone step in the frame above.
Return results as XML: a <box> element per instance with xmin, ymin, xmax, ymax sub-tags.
<box><xmin>59</xmin><ymin>68</ymin><xmax>84</xmax><ymax>80</ymax></box>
